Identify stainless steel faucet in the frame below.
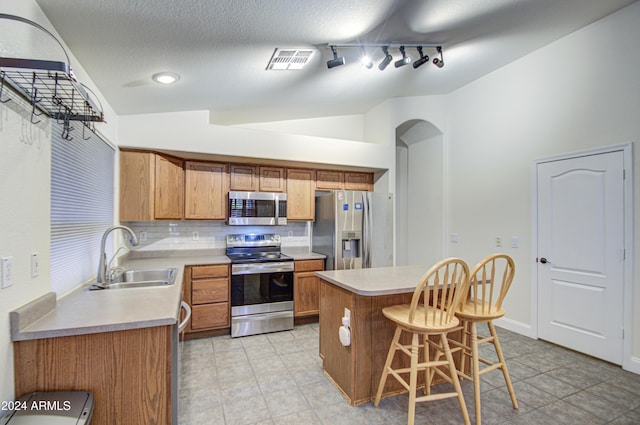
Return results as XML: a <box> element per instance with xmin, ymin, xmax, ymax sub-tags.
<box><xmin>96</xmin><ymin>225</ymin><xmax>139</xmax><ymax>285</ymax></box>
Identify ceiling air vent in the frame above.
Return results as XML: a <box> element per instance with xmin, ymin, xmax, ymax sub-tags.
<box><xmin>266</xmin><ymin>48</ymin><xmax>314</xmax><ymax>70</ymax></box>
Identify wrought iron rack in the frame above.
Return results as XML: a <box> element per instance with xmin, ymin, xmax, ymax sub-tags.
<box><xmin>0</xmin><ymin>14</ymin><xmax>104</xmax><ymax>139</ymax></box>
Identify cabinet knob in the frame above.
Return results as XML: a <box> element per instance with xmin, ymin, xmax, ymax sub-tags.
<box><xmin>538</xmin><ymin>257</ymin><xmax>548</xmax><ymax>264</ymax></box>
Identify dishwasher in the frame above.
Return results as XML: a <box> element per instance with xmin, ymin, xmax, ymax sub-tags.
<box><xmin>0</xmin><ymin>391</ymin><xmax>93</xmax><ymax>424</ymax></box>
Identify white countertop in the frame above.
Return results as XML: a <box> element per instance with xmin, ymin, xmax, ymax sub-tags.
<box><xmin>316</xmin><ymin>265</ymin><xmax>429</xmax><ymax>296</ymax></box>
<box><xmin>11</xmin><ymin>249</ymin><xmax>324</xmax><ymax>341</ymax></box>
<box><xmin>10</xmin><ymin>254</ymin><xmax>229</xmax><ymax>341</ymax></box>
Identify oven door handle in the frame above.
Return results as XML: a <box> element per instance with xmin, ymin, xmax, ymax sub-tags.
<box><xmin>232</xmin><ymin>262</ymin><xmax>294</xmax><ymax>275</ymax></box>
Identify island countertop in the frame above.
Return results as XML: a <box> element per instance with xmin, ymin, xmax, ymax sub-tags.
<box><xmin>316</xmin><ymin>265</ymin><xmax>428</xmax><ymax>296</ymax></box>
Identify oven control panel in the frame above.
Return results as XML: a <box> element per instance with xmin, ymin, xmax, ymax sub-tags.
<box><xmin>227</xmin><ymin>233</ymin><xmax>281</xmax><ymax>248</ymax></box>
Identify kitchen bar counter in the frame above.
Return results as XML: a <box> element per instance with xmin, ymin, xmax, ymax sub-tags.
<box><xmin>316</xmin><ymin>265</ymin><xmax>463</xmax><ymax>406</ymax></box>
<box><xmin>10</xmin><ymin>252</ymin><xmax>230</xmax><ymax>341</ymax></box>
<box><xmin>316</xmin><ymin>265</ymin><xmax>427</xmax><ymax>296</ymax></box>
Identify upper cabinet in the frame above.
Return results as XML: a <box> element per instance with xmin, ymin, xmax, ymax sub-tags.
<box><xmin>120</xmin><ymin>149</ymin><xmax>374</xmax><ymax>222</ymax></box>
<box><xmin>259</xmin><ymin>166</ymin><xmax>286</xmax><ymax>192</ymax></box>
<box><xmin>287</xmin><ymin>168</ymin><xmax>315</xmax><ymax>221</ymax></box>
<box><xmin>229</xmin><ymin>164</ymin><xmax>258</xmax><ymax>191</ymax></box>
<box><xmin>185</xmin><ymin>161</ymin><xmax>228</xmax><ymax>220</ymax></box>
<box><xmin>316</xmin><ymin>170</ymin><xmax>344</xmax><ymax>190</ymax></box>
<box><xmin>316</xmin><ymin>170</ymin><xmax>373</xmax><ymax>192</ymax></box>
<box><xmin>345</xmin><ymin>172</ymin><xmax>373</xmax><ymax>191</ymax></box>
<box><xmin>120</xmin><ymin>150</ymin><xmax>184</xmax><ymax>221</ymax></box>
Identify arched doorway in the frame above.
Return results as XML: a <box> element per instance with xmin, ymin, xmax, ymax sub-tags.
<box><xmin>395</xmin><ymin>119</ymin><xmax>444</xmax><ymax>266</ymax></box>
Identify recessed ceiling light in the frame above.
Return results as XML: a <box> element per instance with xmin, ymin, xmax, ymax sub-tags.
<box><xmin>152</xmin><ymin>72</ymin><xmax>180</xmax><ymax>84</ymax></box>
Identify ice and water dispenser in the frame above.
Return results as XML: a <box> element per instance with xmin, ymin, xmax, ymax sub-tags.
<box><xmin>341</xmin><ymin>231</ymin><xmax>361</xmax><ymax>259</ymax></box>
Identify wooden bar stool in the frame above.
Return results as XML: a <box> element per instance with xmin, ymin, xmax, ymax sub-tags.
<box><xmin>374</xmin><ymin>258</ymin><xmax>471</xmax><ymax>425</ymax></box>
<box><xmin>449</xmin><ymin>253</ymin><xmax>518</xmax><ymax>425</ymax></box>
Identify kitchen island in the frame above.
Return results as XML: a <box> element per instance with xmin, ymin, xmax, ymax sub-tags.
<box><xmin>316</xmin><ymin>265</ymin><xmax>464</xmax><ymax>406</ymax></box>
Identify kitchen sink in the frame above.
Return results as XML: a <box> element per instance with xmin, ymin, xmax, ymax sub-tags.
<box><xmin>90</xmin><ymin>268</ymin><xmax>177</xmax><ymax>289</ymax></box>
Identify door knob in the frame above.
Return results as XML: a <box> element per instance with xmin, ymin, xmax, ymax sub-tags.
<box><xmin>538</xmin><ymin>257</ymin><xmax>548</xmax><ymax>264</ymax></box>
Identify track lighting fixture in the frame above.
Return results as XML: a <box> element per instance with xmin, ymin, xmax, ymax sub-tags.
<box><xmin>412</xmin><ymin>46</ymin><xmax>429</xmax><ymax>69</ymax></box>
<box><xmin>432</xmin><ymin>46</ymin><xmax>444</xmax><ymax>68</ymax></box>
<box><xmin>378</xmin><ymin>46</ymin><xmax>393</xmax><ymax>70</ymax></box>
<box><xmin>394</xmin><ymin>46</ymin><xmax>411</xmax><ymax>68</ymax></box>
<box><xmin>324</xmin><ymin>44</ymin><xmax>443</xmax><ymax>72</ymax></box>
<box><xmin>326</xmin><ymin>45</ymin><xmax>345</xmax><ymax>69</ymax></box>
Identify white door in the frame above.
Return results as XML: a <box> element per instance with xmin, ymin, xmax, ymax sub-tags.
<box><xmin>537</xmin><ymin>151</ymin><xmax>625</xmax><ymax>364</ymax></box>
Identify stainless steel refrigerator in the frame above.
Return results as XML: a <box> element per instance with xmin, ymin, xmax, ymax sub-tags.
<box><xmin>312</xmin><ymin>190</ymin><xmax>393</xmax><ymax>270</ymax></box>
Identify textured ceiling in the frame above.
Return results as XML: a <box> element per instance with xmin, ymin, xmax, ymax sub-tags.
<box><xmin>29</xmin><ymin>0</ymin><xmax>639</xmax><ymax>124</ymax></box>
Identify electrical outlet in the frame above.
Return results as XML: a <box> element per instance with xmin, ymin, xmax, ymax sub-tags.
<box><xmin>1</xmin><ymin>256</ymin><xmax>14</xmax><ymax>289</ymax></box>
<box><xmin>495</xmin><ymin>237</ymin><xmax>503</xmax><ymax>247</ymax></box>
<box><xmin>192</xmin><ymin>231</ymin><xmax>199</xmax><ymax>241</ymax></box>
<box><xmin>511</xmin><ymin>237</ymin><xmax>520</xmax><ymax>249</ymax></box>
<box><xmin>31</xmin><ymin>252</ymin><xmax>40</xmax><ymax>277</ymax></box>
<box><xmin>139</xmin><ymin>231</ymin><xmax>148</xmax><ymax>242</ymax></box>
<box><xmin>450</xmin><ymin>233</ymin><xmax>459</xmax><ymax>243</ymax></box>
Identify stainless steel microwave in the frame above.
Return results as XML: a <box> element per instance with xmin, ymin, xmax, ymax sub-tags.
<box><xmin>227</xmin><ymin>191</ymin><xmax>287</xmax><ymax>226</ymax></box>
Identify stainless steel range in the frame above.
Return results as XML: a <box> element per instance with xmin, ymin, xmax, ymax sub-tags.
<box><xmin>226</xmin><ymin>233</ymin><xmax>294</xmax><ymax>337</ymax></box>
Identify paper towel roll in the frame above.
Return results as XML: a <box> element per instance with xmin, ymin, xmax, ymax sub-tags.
<box><xmin>339</xmin><ymin>325</ymin><xmax>351</xmax><ymax>346</ymax></box>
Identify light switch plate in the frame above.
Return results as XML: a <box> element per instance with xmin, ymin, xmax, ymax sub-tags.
<box><xmin>31</xmin><ymin>252</ymin><xmax>40</xmax><ymax>277</ymax></box>
<box><xmin>1</xmin><ymin>256</ymin><xmax>14</xmax><ymax>288</ymax></box>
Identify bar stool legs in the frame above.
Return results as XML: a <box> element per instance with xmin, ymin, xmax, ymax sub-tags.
<box><xmin>456</xmin><ymin>320</ymin><xmax>519</xmax><ymax>425</ymax></box>
<box><xmin>374</xmin><ymin>328</ymin><xmax>471</xmax><ymax>425</ymax></box>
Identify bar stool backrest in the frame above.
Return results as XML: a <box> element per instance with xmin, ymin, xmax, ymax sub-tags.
<box><xmin>464</xmin><ymin>254</ymin><xmax>515</xmax><ymax>316</ymax></box>
<box><xmin>408</xmin><ymin>258</ymin><xmax>470</xmax><ymax>327</ymax></box>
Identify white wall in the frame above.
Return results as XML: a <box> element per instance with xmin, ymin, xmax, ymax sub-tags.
<box><xmin>0</xmin><ymin>95</ymin><xmax>51</xmax><ymax>407</ymax></box>
<box><xmin>0</xmin><ymin>0</ymin><xmax>119</xmax><ymax>404</ymax></box>
<box><xmin>406</xmin><ymin>134</ymin><xmax>444</xmax><ymax>266</ymax></box>
<box><xmin>118</xmin><ymin>110</ymin><xmax>394</xmax><ymax>174</ymax></box>
<box><xmin>444</xmin><ymin>3</ymin><xmax>640</xmax><ymax>368</ymax></box>
<box><xmin>234</xmin><ymin>114</ymin><xmax>364</xmax><ymax>142</ymax></box>
<box><xmin>361</xmin><ymin>2</ymin><xmax>640</xmax><ymax>371</ymax></box>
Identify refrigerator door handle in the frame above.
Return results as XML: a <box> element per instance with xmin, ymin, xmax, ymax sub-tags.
<box><xmin>362</xmin><ymin>192</ymin><xmax>371</xmax><ymax>268</ymax></box>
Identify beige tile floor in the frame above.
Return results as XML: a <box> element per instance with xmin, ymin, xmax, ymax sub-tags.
<box><xmin>178</xmin><ymin>323</ymin><xmax>640</xmax><ymax>425</ymax></box>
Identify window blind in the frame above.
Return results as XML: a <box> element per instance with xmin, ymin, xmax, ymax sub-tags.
<box><xmin>50</xmin><ymin>123</ymin><xmax>114</xmax><ymax>296</ymax></box>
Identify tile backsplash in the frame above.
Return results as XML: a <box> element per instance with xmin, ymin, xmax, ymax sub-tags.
<box><xmin>125</xmin><ymin>221</ymin><xmax>310</xmax><ymax>251</ymax></box>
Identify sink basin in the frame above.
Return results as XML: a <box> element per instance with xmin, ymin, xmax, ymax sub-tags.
<box><xmin>113</xmin><ymin>268</ymin><xmax>177</xmax><ymax>284</ymax></box>
<box><xmin>91</xmin><ymin>268</ymin><xmax>177</xmax><ymax>289</ymax></box>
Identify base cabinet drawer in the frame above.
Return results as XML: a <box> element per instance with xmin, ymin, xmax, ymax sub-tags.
<box><xmin>191</xmin><ymin>303</ymin><xmax>230</xmax><ymax>330</ymax></box>
<box><xmin>192</xmin><ymin>278</ymin><xmax>229</xmax><ymax>304</ymax></box>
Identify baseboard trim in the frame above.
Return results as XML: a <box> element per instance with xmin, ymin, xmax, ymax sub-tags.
<box><xmin>624</xmin><ymin>356</ymin><xmax>640</xmax><ymax>375</ymax></box>
<box><xmin>493</xmin><ymin>317</ymin><xmax>535</xmax><ymax>339</ymax></box>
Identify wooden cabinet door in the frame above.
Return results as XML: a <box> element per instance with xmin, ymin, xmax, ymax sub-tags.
<box><xmin>229</xmin><ymin>164</ymin><xmax>258</xmax><ymax>191</ymax></box>
<box><xmin>154</xmin><ymin>154</ymin><xmax>184</xmax><ymax>219</ymax></box>
<box><xmin>120</xmin><ymin>150</ymin><xmax>154</xmax><ymax>221</ymax></box>
<box><xmin>185</xmin><ymin>161</ymin><xmax>228</xmax><ymax>219</ymax></box>
<box><xmin>316</xmin><ymin>170</ymin><xmax>344</xmax><ymax>190</ymax></box>
<box><xmin>191</xmin><ymin>304</ymin><xmax>230</xmax><ymax>330</ymax></box>
<box><xmin>259</xmin><ymin>166</ymin><xmax>286</xmax><ymax>192</ymax></box>
<box><xmin>344</xmin><ymin>172</ymin><xmax>373</xmax><ymax>191</ymax></box>
<box><xmin>287</xmin><ymin>168</ymin><xmax>315</xmax><ymax>221</ymax></box>
<box><xmin>294</xmin><ymin>271</ymin><xmax>320</xmax><ymax>317</ymax></box>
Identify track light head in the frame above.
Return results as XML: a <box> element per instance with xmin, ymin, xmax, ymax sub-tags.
<box><xmin>326</xmin><ymin>45</ymin><xmax>345</xmax><ymax>69</ymax></box>
<box><xmin>412</xmin><ymin>46</ymin><xmax>429</xmax><ymax>69</ymax></box>
<box><xmin>378</xmin><ymin>46</ymin><xmax>393</xmax><ymax>70</ymax></box>
<box><xmin>394</xmin><ymin>46</ymin><xmax>411</xmax><ymax>68</ymax></box>
<box><xmin>432</xmin><ymin>46</ymin><xmax>444</xmax><ymax>68</ymax></box>
<box><xmin>361</xmin><ymin>54</ymin><xmax>373</xmax><ymax>69</ymax></box>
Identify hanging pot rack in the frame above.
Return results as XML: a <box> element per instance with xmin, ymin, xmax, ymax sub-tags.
<box><xmin>0</xmin><ymin>14</ymin><xmax>104</xmax><ymax>139</ymax></box>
